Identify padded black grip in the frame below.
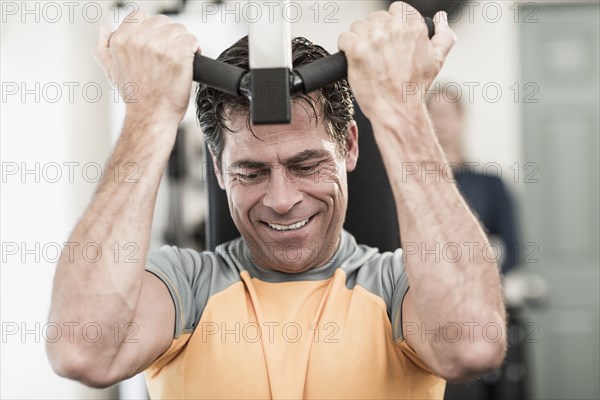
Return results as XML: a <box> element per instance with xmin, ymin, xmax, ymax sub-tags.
<box><xmin>424</xmin><ymin>16</ymin><xmax>435</xmax><ymax>39</ymax></box>
<box><xmin>294</xmin><ymin>53</ymin><xmax>348</xmax><ymax>94</ymax></box>
<box><xmin>294</xmin><ymin>17</ymin><xmax>435</xmax><ymax>94</ymax></box>
<box><xmin>192</xmin><ymin>53</ymin><xmax>246</xmax><ymax>96</ymax></box>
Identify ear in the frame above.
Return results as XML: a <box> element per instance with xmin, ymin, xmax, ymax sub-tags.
<box><xmin>209</xmin><ymin>148</ymin><xmax>226</xmax><ymax>190</ymax></box>
<box><xmin>345</xmin><ymin>120</ymin><xmax>359</xmax><ymax>172</ymax></box>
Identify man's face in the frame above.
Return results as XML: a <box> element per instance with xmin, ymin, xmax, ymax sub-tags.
<box><xmin>214</xmin><ymin>102</ymin><xmax>358</xmax><ymax>273</ymax></box>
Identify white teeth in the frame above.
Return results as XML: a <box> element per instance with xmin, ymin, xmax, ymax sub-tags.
<box><xmin>268</xmin><ymin>218</ymin><xmax>310</xmax><ymax>231</ymax></box>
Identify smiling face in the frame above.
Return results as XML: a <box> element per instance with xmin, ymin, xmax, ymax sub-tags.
<box><xmin>213</xmin><ymin>102</ymin><xmax>358</xmax><ymax>273</ymax></box>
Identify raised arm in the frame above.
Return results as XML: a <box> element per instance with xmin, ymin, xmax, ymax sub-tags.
<box><xmin>46</xmin><ymin>10</ymin><xmax>198</xmax><ymax>387</ymax></box>
<box><xmin>338</xmin><ymin>2</ymin><xmax>506</xmax><ymax>381</ymax></box>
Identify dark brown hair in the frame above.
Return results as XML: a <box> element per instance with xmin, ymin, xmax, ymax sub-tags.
<box><xmin>195</xmin><ymin>36</ymin><xmax>354</xmax><ymax>166</ymax></box>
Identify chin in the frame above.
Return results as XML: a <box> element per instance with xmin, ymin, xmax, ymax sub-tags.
<box><xmin>260</xmin><ymin>243</ymin><xmax>318</xmax><ymax>273</ymax></box>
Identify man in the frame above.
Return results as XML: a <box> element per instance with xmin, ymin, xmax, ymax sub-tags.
<box><xmin>47</xmin><ymin>2</ymin><xmax>506</xmax><ymax>398</ymax></box>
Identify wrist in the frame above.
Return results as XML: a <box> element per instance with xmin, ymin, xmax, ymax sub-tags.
<box><xmin>364</xmin><ymin>94</ymin><xmax>426</xmax><ymax>128</ymax></box>
<box><xmin>115</xmin><ymin>111</ymin><xmax>180</xmax><ymax>162</ymax></box>
<box><xmin>124</xmin><ymin>108</ymin><xmax>181</xmax><ymax>132</ymax></box>
<box><xmin>369</xmin><ymin>101</ymin><xmax>445</xmax><ymax>163</ymax></box>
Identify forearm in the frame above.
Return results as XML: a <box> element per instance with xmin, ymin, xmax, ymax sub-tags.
<box><xmin>48</xmin><ymin>115</ymin><xmax>176</xmax><ymax>363</ymax></box>
<box><xmin>371</xmin><ymin>101</ymin><xmax>506</xmax><ymax>349</ymax></box>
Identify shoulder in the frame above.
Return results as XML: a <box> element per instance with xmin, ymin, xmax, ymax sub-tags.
<box><xmin>341</xmin><ymin>232</ymin><xmax>405</xmax><ymax>284</ymax></box>
<box><xmin>147</xmin><ymin>241</ymin><xmax>243</xmax><ymax>295</ymax></box>
<box><xmin>341</xmin><ymin>232</ymin><xmax>407</xmax><ymax>310</ymax></box>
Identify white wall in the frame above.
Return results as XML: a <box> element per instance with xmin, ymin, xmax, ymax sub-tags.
<box><xmin>1</xmin><ymin>2</ymin><xmax>115</xmax><ymax>397</ymax></box>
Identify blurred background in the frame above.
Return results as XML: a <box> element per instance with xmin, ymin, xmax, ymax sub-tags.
<box><xmin>1</xmin><ymin>0</ymin><xmax>598</xmax><ymax>398</ymax></box>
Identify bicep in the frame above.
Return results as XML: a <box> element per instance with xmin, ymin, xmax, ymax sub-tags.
<box><xmin>402</xmin><ymin>289</ymin><xmax>445</xmax><ymax>376</ymax></box>
<box><xmin>111</xmin><ymin>271</ymin><xmax>175</xmax><ymax>379</ymax></box>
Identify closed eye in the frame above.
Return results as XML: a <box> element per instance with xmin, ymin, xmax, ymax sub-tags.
<box><xmin>233</xmin><ymin>170</ymin><xmax>269</xmax><ymax>184</ymax></box>
<box><xmin>291</xmin><ymin>162</ymin><xmax>322</xmax><ymax>175</ymax></box>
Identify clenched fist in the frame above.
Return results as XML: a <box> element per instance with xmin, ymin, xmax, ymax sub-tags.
<box><xmin>338</xmin><ymin>1</ymin><xmax>456</xmax><ymax>121</ymax></box>
<box><xmin>94</xmin><ymin>9</ymin><xmax>199</xmax><ymax>127</ymax></box>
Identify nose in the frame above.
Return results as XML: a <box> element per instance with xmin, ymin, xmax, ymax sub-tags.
<box><xmin>262</xmin><ymin>168</ymin><xmax>303</xmax><ymax>215</ymax></box>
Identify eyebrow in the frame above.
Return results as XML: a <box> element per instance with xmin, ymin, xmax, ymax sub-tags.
<box><xmin>283</xmin><ymin>149</ymin><xmax>331</xmax><ymax>165</ymax></box>
<box><xmin>229</xmin><ymin>149</ymin><xmax>331</xmax><ymax>171</ymax></box>
<box><xmin>229</xmin><ymin>160</ymin><xmax>269</xmax><ymax>171</ymax></box>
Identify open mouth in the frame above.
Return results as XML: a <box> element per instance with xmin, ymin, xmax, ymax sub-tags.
<box><xmin>265</xmin><ymin>215</ymin><xmax>314</xmax><ymax>232</ymax></box>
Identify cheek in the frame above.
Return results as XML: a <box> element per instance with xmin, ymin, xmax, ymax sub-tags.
<box><xmin>312</xmin><ymin>162</ymin><xmax>347</xmax><ymax>200</ymax></box>
<box><xmin>228</xmin><ymin>185</ymin><xmax>263</xmax><ymax>217</ymax></box>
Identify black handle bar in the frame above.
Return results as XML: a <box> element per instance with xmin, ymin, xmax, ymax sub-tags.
<box><xmin>192</xmin><ymin>17</ymin><xmax>435</xmax><ymax>97</ymax></box>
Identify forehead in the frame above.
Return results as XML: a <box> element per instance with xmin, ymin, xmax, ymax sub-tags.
<box><xmin>221</xmin><ymin>102</ymin><xmax>338</xmax><ymax>164</ymax></box>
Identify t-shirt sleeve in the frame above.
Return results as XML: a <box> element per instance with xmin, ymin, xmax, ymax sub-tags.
<box><xmin>389</xmin><ymin>248</ymin><xmax>410</xmax><ymax>342</ymax></box>
<box><xmin>388</xmin><ymin>249</ymin><xmax>438</xmax><ymax>375</ymax></box>
<box><xmin>146</xmin><ymin>245</ymin><xmax>206</xmax><ymax>338</ymax></box>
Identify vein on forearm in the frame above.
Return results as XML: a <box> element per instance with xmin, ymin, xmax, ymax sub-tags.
<box><xmin>371</xmin><ymin>103</ymin><xmax>504</xmax><ymax>323</ymax></box>
<box><xmin>52</xmin><ymin>118</ymin><xmax>174</xmax><ymax>321</ymax></box>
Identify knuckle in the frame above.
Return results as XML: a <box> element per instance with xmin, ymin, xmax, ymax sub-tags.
<box><xmin>367</xmin><ymin>10</ymin><xmax>388</xmax><ymax>21</ymax></box>
<box><xmin>182</xmin><ymin>33</ymin><xmax>199</xmax><ymax>49</ymax></box>
<box><xmin>157</xmin><ymin>14</ymin><xmax>171</xmax><ymax>22</ymax></box>
<box><xmin>170</xmin><ymin>22</ymin><xmax>187</xmax><ymax>32</ymax></box>
<box><xmin>141</xmin><ymin>14</ymin><xmax>169</xmax><ymax>30</ymax></box>
<box><xmin>165</xmin><ymin>47</ymin><xmax>181</xmax><ymax>61</ymax></box>
<box><xmin>147</xmin><ymin>38</ymin><xmax>165</xmax><ymax>54</ymax></box>
<box><xmin>131</xmin><ymin>33</ymin><xmax>147</xmax><ymax>48</ymax></box>
<box><xmin>125</xmin><ymin>8</ymin><xmax>146</xmax><ymax>23</ymax></box>
<box><xmin>388</xmin><ymin>1</ymin><xmax>405</xmax><ymax>14</ymax></box>
<box><xmin>450</xmin><ymin>31</ymin><xmax>458</xmax><ymax>43</ymax></box>
<box><xmin>183</xmin><ymin>32</ymin><xmax>197</xmax><ymax>42</ymax></box>
<box><xmin>338</xmin><ymin>32</ymin><xmax>359</xmax><ymax>55</ymax></box>
<box><xmin>109</xmin><ymin>31</ymin><xmax>126</xmax><ymax>47</ymax></box>
<box><xmin>349</xmin><ymin>20</ymin><xmax>365</xmax><ymax>33</ymax></box>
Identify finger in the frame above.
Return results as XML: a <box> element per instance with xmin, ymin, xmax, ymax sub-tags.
<box><xmin>93</xmin><ymin>25</ymin><xmax>114</xmax><ymax>64</ymax></box>
<box><xmin>141</xmin><ymin>14</ymin><xmax>171</xmax><ymax>30</ymax></box>
<box><xmin>389</xmin><ymin>1</ymin><xmax>421</xmax><ymax>21</ymax></box>
<box><xmin>124</xmin><ymin>7</ymin><xmax>148</xmax><ymax>24</ymax></box>
<box><xmin>348</xmin><ymin>19</ymin><xmax>370</xmax><ymax>36</ymax></box>
<box><xmin>110</xmin><ymin>8</ymin><xmax>150</xmax><ymax>46</ymax></box>
<box><xmin>337</xmin><ymin>31</ymin><xmax>355</xmax><ymax>53</ymax></box>
<box><xmin>171</xmin><ymin>32</ymin><xmax>201</xmax><ymax>58</ymax></box>
<box><xmin>367</xmin><ymin>10</ymin><xmax>389</xmax><ymax>23</ymax></box>
<box><xmin>93</xmin><ymin>25</ymin><xmax>113</xmax><ymax>79</ymax></box>
<box><xmin>153</xmin><ymin>22</ymin><xmax>188</xmax><ymax>42</ymax></box>
<box><xmin>430</xmin><ymin>11</ymin><xmax>456</xmax><ymax>61</ymax></box>
<box><xmin>114</xmin><ymin>7</ymin><xmax>148</xmax><ymax>37</ymax></box>
<box><xmin>160</xmin><ymin>30</ymin><xmax>200</xmax><ymax>55</ymax></box>
<box><xmin>179</xmin><ymin>32</ymin><xmax>201</xmax><ymax>54</ymax></box>
<box><xmin>97</xmin><ymin>24</ymin><xmax>112</xmax><ymax>49</ymax></box>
